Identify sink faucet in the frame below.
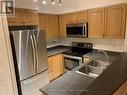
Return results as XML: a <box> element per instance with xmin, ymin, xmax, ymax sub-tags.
<box><xmin>98</xmin><ymin>49</ymin><xmax>110</xmax><ymax>66</ymax></box>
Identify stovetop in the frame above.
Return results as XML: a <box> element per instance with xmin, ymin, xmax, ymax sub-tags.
<box><xmin>63</xmin><ymin>42</ymin><xmax>93</xmax><ymax>57</ymax></box>
<box><xmin>63</xmin><ymin>49</ymin><xmax>92</xmax><ymax>57</ymax></box>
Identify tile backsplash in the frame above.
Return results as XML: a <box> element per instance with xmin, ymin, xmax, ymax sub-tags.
<box><xmin>60</xmin><ymin>37</ymin><xmax>125</xmax><ymax>52</ymax></box>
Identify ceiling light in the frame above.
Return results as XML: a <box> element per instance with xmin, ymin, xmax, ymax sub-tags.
<box><xmin>42</xmin><ymin>0</ymin><xmax>47</xmax><ymax>5</ymax></box>
<box><xmin>41</xmin><ymin>0</ymin><xmax>62</xmax><ymax>6</ymax></box>
<box><xmin>33</xmin><ymin>0</ymin><xmax>38</xmax><ymax>2</ymax></box>
<box><xmin>59</xmin><ymin>0</ymin><xmax>62</xmax><ymax>6</ymax></box>
<box><xmin>51</xmin><ymin>0</ymin><xmax>55</xmax><ymax>5</ymax></box>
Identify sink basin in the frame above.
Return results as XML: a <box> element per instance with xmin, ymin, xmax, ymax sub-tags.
<box><xmin>76</xmin><ymin>65</ymin><xmax>104</xmax><ymax>78</ymax></box>
<box><xmin>87</xmin><ymin>60</ymin><xmax>108</xmax><ymax>68</ymax></box>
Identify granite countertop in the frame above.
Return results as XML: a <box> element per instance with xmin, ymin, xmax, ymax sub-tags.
<box><xmin>83</xmin><ymin>49</ymin><xmax>122</xmax><ymax>63</ymax></box>
<box><xmin>40</xmin><ymin>65</ymin><xmax>95</xmax><ymax>95</ymax></box>
<box><xmin>47</xmin><ymin>45</ymin><xmax>71</xmax><ymax>57</ymax></box>
<box><xmin>40</xmin><ymin>51</ymin><xmax>127</xmax><ymax>95</ymax></box>
<box><xmin>81</xmin><ymin>53</ymin><xmax>127</xmax><ymax>95</ymax></box>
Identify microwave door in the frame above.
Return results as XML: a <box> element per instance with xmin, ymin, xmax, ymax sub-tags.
<box><xmin>11</xmin><ymin>30</ymin><xmax>36</xmax><ymax>81</ymax></box>
<box><xmin>33</xmin><ymin>30</ymin><xmax>48</xmax><ymax>74</ymax></box>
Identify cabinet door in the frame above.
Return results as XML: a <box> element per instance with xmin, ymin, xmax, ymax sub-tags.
<box><xmin>105</xmin><ymin>5</ymin><xmax>126</xmax><ymax>38</ymax></box>
<box><xmin>75</xmin><ymin>11</ymin><xmax>88</xmax><ymax>23</ymax></box>
<box><xmin>48</xmin><ymin>54</ymin><xmax>63</xmax><ymax>81</ymax></box>
<box><xmin>7</xmin><ymin>8</ymin><xmax>22</xmax><ymax>26</ymax></box>
<box><xmin>65</xmin><ymin>11</ymin><xmax>88</xmax><ymax>24</ymax></box>
<box><xmin>59</xmin><ymin>15</ymin><xmax>66</xmax><ymax>37</ymax></box>
<box><xmin>52</xmin><ymin>54</ymin><xmax>62</xmax><ymax>79</ymax></box>
<box><xmin>65</xmin><ymin>13</ymin><xmax>76</xmax><ymax>24</ymax></box>
<box><xmin>38</xmin><ymin>13</ymin><xmax>46</xmax><ymax>30</ymax></box>
<box><xmin>45</xmin><ymin>15</ymin><xmax>59</xmax><ymax>39</ymax></box>
<box><xmin>88</xmin><ymin>8</ymin><xmax>105</xmax><ymax>38</ymax></box>
<box><xmin>21</xmin><ymin>9</ymin><xmax>38</xmax><ymax>25</ymax></box>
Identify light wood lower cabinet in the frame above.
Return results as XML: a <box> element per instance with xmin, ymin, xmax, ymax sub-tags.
<box><xmin>48</xmin><ymin>54</ymin><xmax>64</xmax><ymax>81</ymax></box>
<box><xmin>113</xmin><ymin>81</ymin><xmax>127</xmax><ymax>95</ymax></box>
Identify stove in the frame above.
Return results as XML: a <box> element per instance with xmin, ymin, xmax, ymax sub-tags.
<box><xmin>63</xmin><ymin>42</ymin><xmax>93</xmax><ymax>71</ymax></box>
<box><xmin>63</xmin><ymin>42</ymin><xmax>93</xmax><ymax>57</ymax></box>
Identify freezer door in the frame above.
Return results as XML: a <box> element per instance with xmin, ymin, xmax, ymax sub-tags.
<box><xmin>33</xmin><ymin>30</ymin><xmax>48</xmax><ymax>73</ymax></box>
<box><xmin>11</xmin><ymin>30</ymin><xmax>36</xmax><ymax>81</ymax></box>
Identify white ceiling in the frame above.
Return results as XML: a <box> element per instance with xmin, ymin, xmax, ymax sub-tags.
<box><xmin>15</xmin><ymin>0</ymin><xmax>127</xmax><ymax>14</ymax></box>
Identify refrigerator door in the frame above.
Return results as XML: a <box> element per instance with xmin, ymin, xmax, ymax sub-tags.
<box><xmin>32</xmin><ymin>30</ymin><xmax>48</xmax><ymax>73</ymax></box>
<box><xmin>11</xmin><ymin>30</ymin><xmax>36</xmax><ymax>81</ymax></box>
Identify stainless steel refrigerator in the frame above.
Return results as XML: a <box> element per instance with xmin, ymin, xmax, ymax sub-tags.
<box><xmin>10</xmin><ymin>29</ymin><xmax>49</xmax><ymax>95</ymax></box>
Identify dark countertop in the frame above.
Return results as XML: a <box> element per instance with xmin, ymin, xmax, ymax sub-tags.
<box><xmin>47</xmin><ymin>45</ymin><xmax>71</xmax><ymax>57</ymax></box>
<box><xmin>42</xmin><ymin>49</ymin><xmax>127</xmax><ymax>95</ymax></box>
<box><xmin>80</xmin><ymin>53</ymin><xmax>127</xmax><ymax>95</ymax></box>
<box><xmin>40</xmin><ymin>65</ymin><xmax>95</xmax><ymax>95</ymax></box>
<box><xmin>83</xmin><ymin>49</ymin><xmax>121</xmax><ymax>63</ymax></box>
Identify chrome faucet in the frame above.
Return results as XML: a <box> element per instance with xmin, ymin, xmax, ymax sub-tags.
<box><xmin>98</xmin><ymin>49</ymin><xmax>110</xmax><ymax>66</ymax></box>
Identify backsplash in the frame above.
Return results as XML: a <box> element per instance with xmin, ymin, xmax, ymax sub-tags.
<box><xmin>60</xmin><ymin>37</ymin><xmax>125</xmax><ymax>52</ymax></box>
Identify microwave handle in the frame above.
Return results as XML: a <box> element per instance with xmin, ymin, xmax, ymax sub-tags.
<box><xmin>83</xmin><ymin>23</ymin><xmax>87</xmax><ymax>37</ymax></box>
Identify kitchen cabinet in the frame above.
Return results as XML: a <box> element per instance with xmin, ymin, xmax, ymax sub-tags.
<box><xmin>21</xmin><ymin>9</ymin><xmax>38</xmax><ymax>26</ymax></box>
<box><xmin>113</xmin><ymin>81</ymin><xmax>127</xmax><ymax>95</ymax></box>
<box><xmin>59</xmin><ymin>15</ymin><xmax>66</xmax><ymax>37</ymax></box>
<box><xmin>105</xmin><ymin>5</ymin><xmax>126</xmax><ymax>39</ymax></box>
<box><xmin>7</xmin><ymin>8</ymin><xmax>38</xmax><ymax>26</ymax></box>
<box><xmin>7</xmin><ymin>8</ymin><xmax>22</xmax><ymax>26</ymax></box>
<box><xmin>88</xmin><ymin>4</ymin><xmax>126</xmax><ymax>38</ymax></box>
<box><xmin>45</xmin><ymin>14</ymin><xmax>59</xmax><ymax>40</ymax></box>
<box><xmin>48</xmin><ymin>54</ymin><xmax>64</xmax><ymax>81</ymax></box>
<box><xmin>65</xmin><ymin>10</ymin><xmax>88</xmax><ymax>24</ymax></box>
<box><xmin>0</xmin><ymin>13</ymin><xmax>18</xmax><ymax>95</ymax></box>
<box><xmin>88</xmin><ymin>8</ymin><xmax>105</xmax><ymax>38</ymax></box>
<box><xmin>38</xmin><ymin>13</ymin><xmax>46</xmax><ymax>30</ymax></box>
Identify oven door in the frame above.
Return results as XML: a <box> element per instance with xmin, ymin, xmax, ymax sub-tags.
<box><xmin>63</xmin><ymin>55</ymin><xmax>82</xmax><ymax>71</ymax></box>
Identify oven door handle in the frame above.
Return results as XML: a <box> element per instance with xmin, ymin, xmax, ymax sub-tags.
<box><xmin>63</xmin><ymin>54</ymin><xmax>82</xmax><ymax>60</ymax></box>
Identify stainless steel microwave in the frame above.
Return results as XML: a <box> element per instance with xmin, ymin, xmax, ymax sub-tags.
<box><xmin>66</xmin><ymin>22</ymin><xmax>88</xmax><ymax>37</ymax></box>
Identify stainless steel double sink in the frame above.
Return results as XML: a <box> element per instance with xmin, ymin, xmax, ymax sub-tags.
<box><xmin>76</xmin><ymin>60</ymin><xmax>109</xmax><ymax>78</ymax></box>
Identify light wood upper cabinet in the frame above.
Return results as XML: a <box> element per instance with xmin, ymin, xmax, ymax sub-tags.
<box><xmin>7</xmin><ymin>8</ymin><xmax>22</xmax><ymax>26</ymax></box>
<box><xmin>105</xmin><ymin>5</ymin><xmax>126</xmax><ymax>39</ymax></box>
<box><xmin>59</xmin><ymin>15</ymin><xmax>66</xmax><ymax>37</ymax></box>
<box><xmin>7</xmin><ymin>8</ymin><xmax>38</xmax><ymax>26</ymax></box>
<box><xmin>65</xmin><ymin>11</ymin><xmax>88</xmax><ymax>24</ymax></box>
<box><xmin>48</xmin><ymin>54</ymin><xmax>63</xmax><ymax>81</ymax></box>
<box><xmin>88</xmin><ymin>8</ymin><xmax>105</xmax><ymax>38</ymax></box>
<box><xmin>45</xmin><ymin>15</ymin><xmax>59</xmax><ymax>39</ymax></box>
<box><xmin>38</xmin><ymin>13</ymin><xmax>46</xmax><ymax>30</ymax></box>
<box><xmin>21</xmin><ymin>9</ymin><xmax>38</xmax><ymax>25</ymax></box>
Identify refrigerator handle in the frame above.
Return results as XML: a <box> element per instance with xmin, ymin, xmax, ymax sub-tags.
<box><xmin>33</xmin><ymin>35</ymin><xmax>39</xmax><ymax>72</ymax></box>
<box><xmin>30</xmin><ymin>35</ymin><xmax>36</xmax><ymax>72</ymax></box>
